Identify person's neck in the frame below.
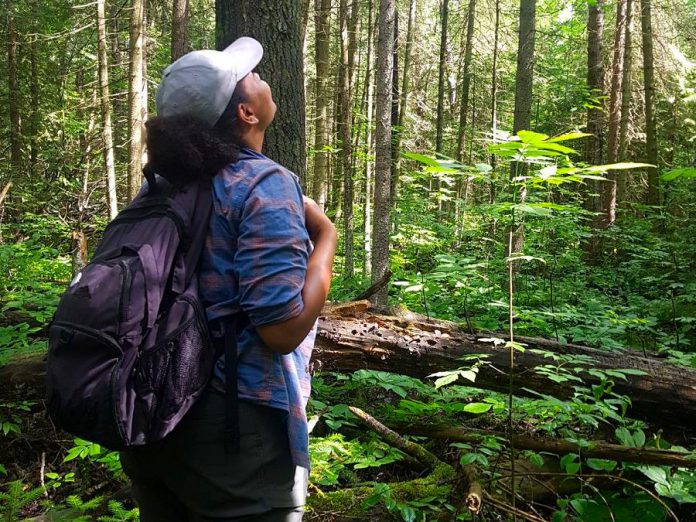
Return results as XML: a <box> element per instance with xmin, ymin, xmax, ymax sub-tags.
<box><xmin>239</xmin><ymin>130</ymin><xmax>265</xmax><ymax>154</ymax></box>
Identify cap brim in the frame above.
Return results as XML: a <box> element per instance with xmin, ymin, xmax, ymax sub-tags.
<box><xmin>222</xmin><ymin>37</ymin><xmax>263</xmax><ymax>79</ymax></box>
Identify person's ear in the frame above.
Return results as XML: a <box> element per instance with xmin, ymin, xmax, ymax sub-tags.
<box><xmin>236</xmin><ymin>102</ymin><xmax>259</xmax><ymax>126</ymax></box>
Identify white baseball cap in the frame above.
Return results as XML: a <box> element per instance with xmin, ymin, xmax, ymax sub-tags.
<box><xmin>155</xmin><ymin>37</ymin><xmax>263</xmax><ymax>127</ymax></box>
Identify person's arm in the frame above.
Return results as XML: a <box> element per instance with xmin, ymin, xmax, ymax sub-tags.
<box><xmin>256</xmin><ymin>196</ymin><xmax>336</xmax><ymax>354</ymax></box>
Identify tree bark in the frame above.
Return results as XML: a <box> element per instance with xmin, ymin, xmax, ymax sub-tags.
<box><xmin>127</xmin><ymin>0</ymin><xmax>146</xmax><ymax>201</ymax></box>
<box><xmin>339</xmin><ymin>0</ymin><xmax>360</xmax><ymax>278</ymax></box>
<box><xmin>6</xmin><ymin>304</ymin><xmax>696</xmax><ymax>431</ymax></box>
<box><xmin>7</xmin><ymin>0</ymin><xmax>22</xmax><ymax>170</ymax></box>
<box><xmin>363</xmin><ymin>0</ymin><xmax>376</xmax><ymax>279</ymax></box>
<box><xmin>311</xmin><ymin>0</ymin><xmax>332</xmax><ymax>210</ymax></box>
<box><xmin>371</xmin><ymin>0</ymin><xmax>395</xmax><ymax>305</ymax></box>
<box><xmin>490</xmin><ymin>0</ymin><xmax>500</xmax><ymax>176</ymax></box>
<box><xmin>311</xmin><ymin>303</ymin><xmax>696</xmax><ymax>430</ymax></box>
<box><xmin>393</xmin><ymin>423</ymin><xmax>696</xmax><ymax>469</ymax></box>
<box><xmin>512</xmin><ymin>0</ymin><xmax>535</xmax><ymax>136</ymax></box>
<box><xmin>510</xmin><ymin>0</ymin><xmax>536</xmax><ymax>255</ymax></box>
<box><xmin>617</xmin><ymin>0</ymin><xmax>634</xmax><ymax>203</ymax></box>
<box><xmin>456</xmin><ymin>0</ymin><xmax>476</xmax><ymax>162</ymax></box>
<box><xmin>389</xmin><ymin>13</ymin><xmax>400</xmax><ymax>212</ymax></box>
<box><xmin>640</xmin><ymin>0</ymin><xmax>659</xmax><ymax>205</ymax></box>
<box><xmin>171</xmin><ymin>0</ymin><xmax>189</xmax><ymax>61</ymax></box>
<box><xmin>216</xmin><ymin>0</ymin><xmax>307</xmax><ymax>182</ymax></box>
<box><xmin>585</xmin><ymin>0</ymin><xmax>605</xmax><ymax>166</ymax></box>
<box><xmin>582</xmin><ymin>0</ymin><xmax>605</xmax><ymax>258</ymax></box>
<box><xmin>29</xmin><ymin>1</ymin><xmax>40</xmax><ymax>177</ymax></box>
<box><xmin>97</xmin><ymin>0</ymin><xmax>119</xmax><ymax>219</ymax></box>
<box><xmin>604</xmin><ymin>0</ymin><xmax>628</xmax><ymax>227</ymax></box>
<box><xmin>435</xmin><ymin>0</ymin><xmax>449</xmax><ymax>154</ymax></box>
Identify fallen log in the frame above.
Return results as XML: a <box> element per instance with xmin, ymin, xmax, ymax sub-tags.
<box><xmin>3</xmin><ymin>302</ymin><xmax>696</xmax><ymax>430</ymax></box>
<box><xmin>313</xmin><ymin>303</ymin><xmax>696</xmax><ymax>430</ymax></box>
<box><xmin>388</xmin><ymin>422</ymin><xmax>696</xmax><ymax>468</ymax></box>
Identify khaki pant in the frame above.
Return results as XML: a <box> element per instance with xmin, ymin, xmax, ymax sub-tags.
<box><xmin>121</xmin><ymin>390</ymin><xmax>307</xmax><ymax>521</ymax></box>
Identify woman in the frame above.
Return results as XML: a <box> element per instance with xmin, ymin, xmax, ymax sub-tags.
<box><xmin>120</xmin><ymin>37</ymin><xmax>336</xmax><ymax>522</ymax></box>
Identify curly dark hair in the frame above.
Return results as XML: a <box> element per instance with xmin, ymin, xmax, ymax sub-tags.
<box><xmin>144</xmin><ymin>88</ymin><xmax>246</xmax><ymax>186</ymax></box>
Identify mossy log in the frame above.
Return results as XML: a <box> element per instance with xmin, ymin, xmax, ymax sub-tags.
<box><xmin>389</xmin><ymin>422</ymin><xmax>696</xmax><ymax>468</ymax></box>
<box><xmin>3</xmin><ymin>302</ymin><xmax>696</xmax><ymax>430</ymax></box>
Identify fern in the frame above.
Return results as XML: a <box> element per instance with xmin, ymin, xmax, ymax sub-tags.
<box><xmin>0</xmin><ymin>480</ymin><xmax>46</xmax><ymax>522</ymax></box>
<box><xmin>97</xmin><ymin>499</ymin><xmax>139</xmax><ymax>521</ymax></box>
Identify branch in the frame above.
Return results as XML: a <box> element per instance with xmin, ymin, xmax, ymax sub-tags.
<box><xmin>389</xmin><ymin>422</ymin><xmax>696</xmax><ymax>468</ymax></box>
<box><xmin>348</xmin><ymin>406</ymin><xmax>440</xmax><ymax>470</ymax></box>
<box><xmin>352</xmin><ymin>270</ymin><xmax>392</xmax><ymax>301</ymax></box>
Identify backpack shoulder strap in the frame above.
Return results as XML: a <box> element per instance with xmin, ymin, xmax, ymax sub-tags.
<box><xmin>171</xmin><ymin>178</ymin><xmax>212</xmax><ymax>294</ymax></box>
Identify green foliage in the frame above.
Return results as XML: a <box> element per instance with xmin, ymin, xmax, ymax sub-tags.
<box><xmin>361</xmin><ymin>483</ymin><xmax>457</xmax><ymax>522</ymax></box>
<box><xmin>64</xmin><ymin>438</ymin><xmax>123</xmax><ymax>478</ymax></box>
<box><xmin>0</xmin><ymin>480</ymin><xmax>46</xmax><ymax>522</ymax></box>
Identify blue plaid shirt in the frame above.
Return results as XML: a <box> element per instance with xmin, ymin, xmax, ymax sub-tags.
<box><xmin>198</xmin><ymin>147</ymin><xmax>315</xmax><ymax>469</ymax></box>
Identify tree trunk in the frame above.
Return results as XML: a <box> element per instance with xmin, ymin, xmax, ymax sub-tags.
<box><xmin>603</xmin><ymin>0</ymin><xmax>628</xmax><ymax>227</ymax></box>
<box><xmin>640</xmin><ymin>0</ymin><xmax>659</xmax><ymax>205</ymax></box>
<box><xmin>7</xmin><ymin>0</ymin><xmax>22</xmax><ymax>170</ymax></box>
<box><xmin>397</xmin><ymin>0</ymin><xmax>415</xmax><ymax>133</ymax></box>
<box><xmin>389</xmin><ymin>13</ymin><xmax>400</xmax><ymax>212</ymax></box>
<box><xmin>5</xmin><ymin>303</ymin><xmax>696</xmax><ymax>431</ymax></box>
<box><xmin>585</xmin><ymin>0</ymin><xmax>605</xmax><ymax>166</ymax></box>
<box><xmin>171</xmin><ymin>0</ymin><xmax>189</xmax><ymax>61</ymax></box>
<box><xmin>339</xmin><ymin>0</ymin><xmax>357</xmax><ymax>277</ymax></box>
<box><xmin>510</xmin><ymin>0</ymin><xmax>536</xmax><ymax>255</ymax></box>
<box><xmin>435</xmin><ymin>0</ymin><xmax>449</xmax><ymax>154</ymax></box>
<box><xmin>490</xmin><ymin>0</ymin><xmax>500</xmax><ymax>175</ymax></box>
<box><xmin>29</xmin><ymin>1</ymin><xmax>40</xmax><ymax>177</ymax></box>
<box><xmin>617</xmin><ymin>0</ymin><xmax>634</xmax><ymax>203</ymax></box>
<box><xmin>456</xmin><ymin>0</ymin><xmax>476</xmax><ymax>162</ymax></box>
<box><xmin>97</xmin><ymin>0</ymin><xmax>119</xmax><ymax>219</ymax></box>
<box><xmin>582</xmin><ymin>0</ymin><xmax>605</xmax><ymax>259</ymax></box>
<box><xmin>311</xmin><ymin>0</ymin><xmax>332</xmax><ymax>210</ymax></box>
<box><xmin>363</xmin><ymin>0</ymin><xmax>376</xmax><ymax>279</ymax></box>
<box><xmin>371</xmin><ymin>0</ymin><xmax>395</xmax><ymax>305</ymax></box>
<box><xmin>512</xmin><ymin>0</ymin><xmax>535</xmax><ymax>137</ymax></box>
<box><xmin>216</xmin><ymin>0</ymin><xmax>307</xmax><ymax>182</ymax></box>
<box><xmin>127</xmin><ymin>0</ymin><xmax>146</xmax><ymax>201</ymax></box>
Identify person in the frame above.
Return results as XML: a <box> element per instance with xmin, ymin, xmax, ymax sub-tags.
<box><xmin>119</xmin><ymin>37</ymin><xmax>337</xmax><ymax>522</ymax></box>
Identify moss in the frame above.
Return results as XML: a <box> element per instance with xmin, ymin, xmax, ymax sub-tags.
<box><xmin>307</xmin><ymin>462</ymin><xmax>455</xmax><ymax>520</ymax></box>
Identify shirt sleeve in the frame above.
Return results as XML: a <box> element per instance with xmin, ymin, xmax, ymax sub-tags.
<box><xmin>233</xmin><ymin>167</ymin><xmax>309</xmax><ymax>327</ymax></box>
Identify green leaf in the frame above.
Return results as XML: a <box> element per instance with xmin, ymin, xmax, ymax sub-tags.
<box><xmin>517</xmin><ymin>130</ymin><xmax>549</xmax><ymax>143</ymax></box>
<box><xmin>460</xmin><ymin>453</ymin><xmax>478</xmax><ymax>466</ymax></box>
<box><xmin>638</xmin><ymin>465</ymin><xmax>669</xmax><ymax>486</ymax></box>
<box><xmin>433</xmin><ymin>373</ymin><xmax>459</xmax><ymax>389</ymax></box>
<box><xmin>584</xmin><ymin>162</ymin><xmax>653</xmax><ymax>173</ymax></box>
<box><xmin>662</xmin><ymin>167</ymin><xmax>696</xmax><ymax>181</ymax></box>
<box><xmin>0</xmin><ymin>464</ymin><xmax>5</xmax><ymax>475</ymax></box>
<box><xmin>615</xmin><ymin>427</ymin><xmax>634</xmax><ymax>447</ymax></box>
<box><xmin>463</xmin><ymin>402</ymin><xmax>492</xmax><ymax>414</ymax></box>
<box><xmin>528</xmin><ymin>453</ymin><xmax>545</xmax><ymax>468</ymax></box>
<box><xmin>547</xmin><ymin>132</ymin><xmax>591</xmax><ymax>142</ymax></box>
<box><xmin>586</xmin><ymin>458</ymin><xmax>617</xmax><ymax>471</ymax></box>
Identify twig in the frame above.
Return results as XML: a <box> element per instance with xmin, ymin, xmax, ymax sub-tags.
<box><xmin>352</xmin><ymin>270</ymin><xmax>392</xmax><ymax>301</ymax></box>
<box><xmin>39</xmin><ymin>451</ymin><xmax>47</xmax><ymax>498</ymax></box>
<box><xmin>0</xmin><ymin>182</ymin><xmax>12</xmax><ymax>208</ymax></box>
<box><xmin>348</xmin><ymin>406</ymin><xmax>440</xmax><ymax>470</ymax></box>
<box><xmin>492</xmin><ymin>472</ymin><xmax>680</xmax><ymax>522</ymax></box>
<box><xmin>483</xmin><ymin>492</ymin><xmax>547</xmax><ymax>522</ymax></box>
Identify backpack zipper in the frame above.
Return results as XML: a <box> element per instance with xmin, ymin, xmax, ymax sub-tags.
<box><xmin>118</xmin><ymin>260</ymin><xmax>132</xmax><ymax>330</ymax></box>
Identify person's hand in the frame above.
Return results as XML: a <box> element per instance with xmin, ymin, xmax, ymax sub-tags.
<box><xmin>303</xmin><ymin>195</ymin><xmax>335</xmax><ymax>243</ymax></box>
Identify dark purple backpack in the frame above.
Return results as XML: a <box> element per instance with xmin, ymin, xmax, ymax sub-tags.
<box><xmin>46</xmin><ymin>173</ymin><xmax>214</xmax><ymax>450</ymax></box>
